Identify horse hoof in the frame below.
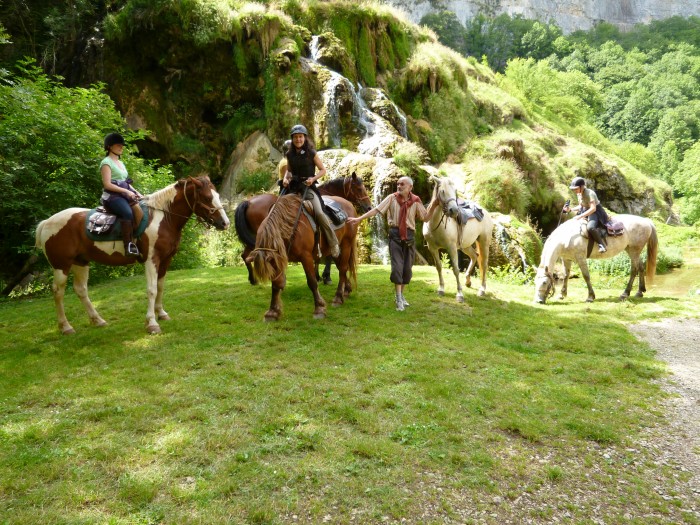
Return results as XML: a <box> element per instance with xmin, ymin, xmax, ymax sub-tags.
<box><xmin>635</xmin><ymin>291</ymin><xmax>644</xmax><ymax>298</ymax></box>
<box><xmin>264</xmin><ymin>311</ymin><xmax>279</xmax><ymax>322</ymax></box>
<box><xmin>586</xmin><ymin>297</ymin><xmax>595</xmax><ymax>303</ymax></box>
<box><xmin>332</xmin><ymin>298</ymin><xmax>344</xmax><ymax>307</ymax></box>
<box><xmin>456</xmin><ymin>295</ymin><xmax>464</xmax><ymax>303</ymax></box>
<box><xmin>477</xmin><ymin>290</ymin><xmax>486</xmax><ymax>297</ymax></box>
<box><xmin>92</xmin><ymin>319</ymin><xmax>107</xmax><ymax>327</ymax></box>
<box><xmin>61</xmin><ymin>327</ymin><xmax>76</xmax><ymax>335</ymax></box>
<box><xmin>437</xmin><ymin>290</ymin><xmax>445</xmax><ymax>297</ymax></box>
<box><xmin>147</xmin><ymin>324</ymin><xmax>161</xmax><ymax>334</ymax></box>
<box><xmin>158</xmin><ymin>313</ymin><xmax>171</xmax><ymax>321</ymax></box>
<box><xmin>313</xmin><ymin>311</ymin><xmax>327</xmax><ymax>319</ymax></box>
<box><xmin>323</xmin><ymin>278</ymin><xmax>332</xmax><ymax>285</ymax></box>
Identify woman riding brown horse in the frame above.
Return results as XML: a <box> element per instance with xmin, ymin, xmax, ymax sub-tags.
<box><xmin>36</xmin><ymin>176</ymin><xmax>229</xmax><ymax>334</ymax></box>
<box><xmin>235</xmin><ymin>173</ymin><xmax>371</xmax><ymax>285</ymax></box>
<box><xmin>245</xmin><ymin>193</ymin><xmax>359</xmax><ymax>321</ymax></box>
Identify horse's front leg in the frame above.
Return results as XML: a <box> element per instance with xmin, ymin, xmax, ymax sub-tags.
<box><xmin>144</xmin><ymin>260</ymin><xmax>162</xmax><ymax>334</ymax></box>
<box><xmin>265</xmin><ymin>274</ymin><xmax>285</xmax><ymax>322</ymax></box>
<box><xmin>332</xmin><ymin>253</ymin><xmax>349</xmax><ymax>307</ymax></box>
<box><xmin>72</xmin><ymin>264</ymin><xmax>106</xmax><ymax>328</ymax></box>
<box><xmin>302</xmin><ymin>256</ymin><xmax>326</xmax><ymax>319</ymax></box>
<box><xmin>428</xmin><ymin>245</ymin><xmax>446</xmax><ymax>296</ymax></box>
<box><xmin>155</xmin><ymin>275</ymin><xmax>171</xmax><ymax>320</ymax></box>
<box><xmin>447</xmin><ymin>245</ymin><xmax>464</xmax><ymax>302</ymax></box>
<box><xmin>52</xmin><ymin>269</ymin><xmax>75</xmax><ymax>335</ymax></box>
<box><xmin>559</xmin><ymin>260</ymin><xmax>572</xmax><ymax>300</ymax></box>
<box><xmin>462</xmin><ymin>246</ymin><xmax>477</xmax><ymax>289</ymax></box>
<box><xmin>577</xmin><ymin>257</ymin><xmax>595</xmax><ymax>302</ymax></box>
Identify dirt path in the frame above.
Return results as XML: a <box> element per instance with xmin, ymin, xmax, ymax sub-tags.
<box><xmin>629</xmin><ymin>318</ymin><xmax>700</xmax><ymax>514</ymax></box>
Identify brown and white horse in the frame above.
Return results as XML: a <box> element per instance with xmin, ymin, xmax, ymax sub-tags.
<box><xmin>534</xmin><ymin>214</ymin><xmax>658</xmax><ymax>304</ymax></box>
<box><xmin>36</xmin><ymin>176</ymin><xmax>229</xmax><ymax>334</ymax></box>
<box><xmin>423</xmin><ymin>175</ymin><xmax>494</xmax><ymax>301</ymax></box>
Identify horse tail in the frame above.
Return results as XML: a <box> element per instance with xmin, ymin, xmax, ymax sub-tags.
<box><xmin>35</xmin><ymin>220</ymin><xmax>47</xmax><ymax>250</ymax></box>
<box><xmin>234</xmin><ymin>200</ymin><xmax>256</xmax><ymax>247</ymax></box>
<box><xmin>646</xmin><ymin>222</ymin><xmax>658</xmax><ymax>283</ymax></box>
<box><xmin>247</xmin><ymin>195</ymin><xmax>301</xmax><ymax>283</ymax></box>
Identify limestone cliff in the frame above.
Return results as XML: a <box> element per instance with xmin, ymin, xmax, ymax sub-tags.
<box><xmin>383</xmin><ymin>0</ymin><xmax>700</xmax><ymax>33</ymax></box>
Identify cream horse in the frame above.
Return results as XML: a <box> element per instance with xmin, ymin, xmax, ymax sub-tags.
<box><xmin>423</xmin><ymin>175</ymin><xmax>494</xmax><ymax>301</ymax></box>
<box><xmin>534</xmin><ymin>214</ymin><xmax>658</xmax><ymax>304</ymax></box>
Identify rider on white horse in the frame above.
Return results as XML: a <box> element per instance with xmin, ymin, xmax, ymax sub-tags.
<box><xmin>563</xmin><ymin>177</ymin><xmax>609</xmax><ymax>254</ymax></box>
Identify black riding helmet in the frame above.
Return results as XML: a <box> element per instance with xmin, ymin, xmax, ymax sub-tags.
<box><xmin>569</xmin><ymin>176</ymin><xmax>586</xmax><ymax>189</ymax></box>
<box><xmin>104</xmin><ymin>133</ymin><xmax>126</xmax><ymax>151</ymax></box>
<box><xmin>290</xmin><ymin>124</ymin><xmax>308</xmax><ymax>137</ymax></box>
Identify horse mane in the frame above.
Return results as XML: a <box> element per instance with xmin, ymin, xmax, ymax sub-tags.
<box><xmin>250</xmin><ymin>194</ymin><xmax>302</xmax><ymax>283</ymax></box>
<box><xmin>318</xmin><ymin>177</ymin><xmax>345</xmax><ymax>194</ymax></box>
<box><xmin>144</xmin><ymin>182</ymin><xmax>178</xmax><ymax>212</ymax></box>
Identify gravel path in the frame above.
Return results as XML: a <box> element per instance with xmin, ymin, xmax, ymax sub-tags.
<box><xmin>629</xmin><ymin>318</ymin><xmax>700</xmax><ymax>514</ymax></box>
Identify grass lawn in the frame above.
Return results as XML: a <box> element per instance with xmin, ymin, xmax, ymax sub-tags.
<box><xmin>1</xmin><ymin>261</ymin><xmax>699</xmax><ymax>524</ymax></box>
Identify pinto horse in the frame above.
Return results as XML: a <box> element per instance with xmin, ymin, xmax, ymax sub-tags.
<box><xmin>423</xmin><ymin>175</ymin><xmax>494</xmax><ymax>301</ymax></box>
<box><xmin>234</xmin><ymin>173</ymin><xmax>371</xmax><ymax>286</ymax></box>
<box><xmin>246</xmin><ymin>194</ymin><xmax>358</xmax><ymax>320</ymax></box>
<box><xmin>534</xmin><ymin>214</ymin><xmax>658</xmax><ymax>304</ymax></box>
<box><xmin>36</xmin><ymin>176</ymin><xmax>230</xmax><ymax>334</ymax></box>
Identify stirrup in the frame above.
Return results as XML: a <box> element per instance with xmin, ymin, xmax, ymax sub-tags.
<box><xmin>127</xmin><ymin>242</ymin><xmax>140</xmax><ymax>256</ymax></box>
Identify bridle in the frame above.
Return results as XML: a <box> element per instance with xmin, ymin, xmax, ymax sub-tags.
<box><xmin>343</xmin><ymin>176</ymin><xmax>372</xmax><ymax>209</ymax></box>
<box><xmin>148</xmin><ymin>177</ymin><xmax>225</xmax><ymax>228</ymax></box>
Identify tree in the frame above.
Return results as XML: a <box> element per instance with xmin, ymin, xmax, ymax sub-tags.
<box><xmin>420</xmin><ymin>11</ymin><xmax>467</xmax><ymax>55</ymax></box>
<box><xmin>675</xmin><ymin>141</ymin><xmax>700</xmax><ymax>224</ymax></box>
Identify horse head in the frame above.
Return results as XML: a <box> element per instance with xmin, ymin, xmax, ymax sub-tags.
<box><xmin>181</xmin><ymin>176</ymin><xmax>230</xmax><ymax>230</ymax></box>
<box><xmin>431</xmin><ymin>175</ymin><xmax>460</xmax><ymax>218</ymax></box>
<box><xmin>345</xmin><ymin>172</ymin><xmax>372</xmax><ymax>213</ymax></box>
<box><xmin>534</xmin><ymin>265</ymin><xmax>555</xmax><ymax>304</ymax></box>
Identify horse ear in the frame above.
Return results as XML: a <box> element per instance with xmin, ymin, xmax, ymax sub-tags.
<box><xmin>429</xmin><ymin>174</ymin><xmax>438</xmax><ymax>184</ymax></box>
<box><xmin>351</xmin><ymin>171</ymin><xmax>357</xmax><ymax>180</ymax></box>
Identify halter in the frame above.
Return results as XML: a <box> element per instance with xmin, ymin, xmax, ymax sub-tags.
<box><xmin>342</xmin><ymin>176</ymin><xmax>372</xmax><ymax>208</ymax></box>
<box><xmin>148</xmin><ymin>177</ymin><xmax>225</xmax><ymax>228</ymax></box>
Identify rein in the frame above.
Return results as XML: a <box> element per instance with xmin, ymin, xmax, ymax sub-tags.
<box><xmin>149</xmin><ymin>178</ymin><xmax>224</xmax><ymax>228</ymax></box>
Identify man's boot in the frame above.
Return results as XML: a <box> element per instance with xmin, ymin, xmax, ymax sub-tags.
<box><xmin>120</xmin><ymin>220</ymin><xmax>140</xmax><ymax>256</ymax></box>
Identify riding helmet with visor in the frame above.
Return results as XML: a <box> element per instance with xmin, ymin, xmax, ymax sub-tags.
<box><xmin>104</xmin><ymin>133</ymin><xmax>126</xmax><ymax>151</ymax></box>
<box><xmin>290</xmin><ymin>124</ymin><xmax>308</xmax><ymax>137</ymax></box>
<box><xmin>569</xmin><ymin>176</ymin><xmax>586</xmax><ymax>189</ymax></box>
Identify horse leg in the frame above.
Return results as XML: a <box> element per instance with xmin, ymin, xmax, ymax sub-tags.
<box><xmin>71</xmin><ymin>264</ymin><xmax>106</xmax><ymax>328</ymax></box>
<box><xmin>576</xmin><ymin>257</ymin><xmax>596</xmax><ymax>302</ymax></box>
<box><xmin>475</xmin><ymin>236</ymin><xmax>490</xmax><ymax>297</ymax></box>
<box><xmin>242</xmin><ymin>245</ymin><xmax>257</xmax><ymax>285</ymax></box>
<box><xmin>332</xmin><ymin>253</ymin><xmax>349</xmax><ymax>307</ymax></box>
<box><xmin>621</xmin><ymin>252</ymin><xmax>642</xmax><ymax>300</ymax></box>
<box><xmin>446</xmin><ymin>245</ymin><xmax>464</xmax><ymax>302</ymax></box>
<box><xmin>265</xmin><ymin>275</ymin><xmax>285</xmax><ymax>322</ymax></box>
<box><xmin>52</xmin><ymin>269</ymin><xmax>75</xmax><ymax>335</ymax></box>
<box><xmin>322</xmin><ymin>256</ymin><xmax>333</xmax><ymax>285</ymax></box>
<box><xmin>428</xmin><ymin>245</ymin><xmax>446</xmax><ymax>297</ymax></box>
<box><xmin>462</xmin><ymin>246</ymin><xmax>477</xmax><ymax>289</ymax></box>
<box><xmin>302</xmin><ymin>257</ymin><xmax>326</xmax><ymax>319</ymax></box>
<box><xmin>144</xmin><ymin>261</ymin><xmax>162</xmax><ymax>334</ymax></box>
<box><xmin>155</xmin><ymin>275</ymin><xmax>171</xmax><ymax>320</ymax></box>
<box><xmin>635</xmin><ymin>254</ymin><xmax>647</xmax><ymax>298</ymax></box>
<box><xmin>559</xmin><ymin>260</ymin><xmax>572</xmax><ymax>300</ymax></box>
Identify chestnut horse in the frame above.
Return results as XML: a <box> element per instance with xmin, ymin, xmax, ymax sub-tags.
<box><xmin>423</xmin><ymin>175</ymin><xmax>493</xmax><ymax>301</ymax></box>
<box><xmin>534</xmin><ymin>214</ymin><xmax>658</xmax><ymax>304</ymax></box>
<box><xmin>246</xmin><ymin>194</ymin><xmax>358</xmax><ymax>321</ymax></box>
<box><xmin>36</xmin><ymin>176</ymin><xmax>229</xmax><ymax>334</ymax></box>
<box><xmin>234</xmin><ymin>173</ymin><xmax>371</xmax><ymax>285</ymax></box>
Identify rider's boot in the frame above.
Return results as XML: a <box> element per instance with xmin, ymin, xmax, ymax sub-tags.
<box><xmin>120</xmin><ymin>220</ymin><xmax>140</xmax><ymax>256</ymax></box>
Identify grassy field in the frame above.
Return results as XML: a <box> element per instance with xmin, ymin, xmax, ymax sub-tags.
<box><xmin>1</xmin><ymin>259</ymin><xmax>699</xmax><ymax>524</ymax></box>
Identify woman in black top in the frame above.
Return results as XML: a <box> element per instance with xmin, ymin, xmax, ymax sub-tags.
<box><xmin>281</xmin><ymin>125</ymin><xmax>340</xmax><ymax>258</ymax></box>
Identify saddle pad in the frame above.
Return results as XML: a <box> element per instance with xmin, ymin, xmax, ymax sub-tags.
<box><xmin>456</xmin><ymin>198</ymin><xmax>484</xmax><ymax>224</ymax></box>
<box><xmin>321</xmin><ymin>196</ymin><xmax>348</xmax><ymax>225</ymax></box>
<box><xmin>302</xmin><ymin>201</ymin><xmax>346</xmax><ymax>232</ymax></box>
<box><xmin>85</xmin><ymin>202</ymin><xmax>149</xmax><ymax>242</ymax></box>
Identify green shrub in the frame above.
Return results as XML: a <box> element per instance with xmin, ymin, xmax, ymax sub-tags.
<box><xmin>393</xmin><ymin>142</ymin><xmax>428</xmax><ymax>175</ymax></box>
<box><xmin>466</xmin><ymin>157</ymin><xmax>531</xmax><ymax>217</ymax></box>
<box><xmin>236</xmin><ymin>168</ymin><xmax>276</xmax><ymax>194</ymax></box>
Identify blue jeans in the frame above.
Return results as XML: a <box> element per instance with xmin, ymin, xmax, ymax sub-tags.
<box><xmin>105</xmin><ymin>196</ymin><xmax>133</xmax><ymax>221</ymax></box>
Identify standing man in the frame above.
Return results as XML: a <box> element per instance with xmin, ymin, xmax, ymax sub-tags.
<box><xmin>347</xmin><ymin>176</ymin><xmax>438</xmax><ymax>311</ymax></box>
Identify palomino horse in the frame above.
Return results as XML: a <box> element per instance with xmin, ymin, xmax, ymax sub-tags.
<box><xmin>235</xmin><ymin>173</ymin><xmax>371</xmax><ymax>285</ymax></box>
<box><xmin>246</xmin><ymin>194</ymin><xmax>358</xmax><ymax>320</ymax></box>
<box><xmin>533</xmin><ymin>214</ymin><xmax>658</xmax><ymax>304</ymax></box>
<box><xmin>36</xmin><ymin>176</ymin><xmax>229</xmax><ymax>334</ymax></box>
<box><xmin>423</xmin><ymin>175</ymin><xmax>494</xmax><ymax>301</ymax></box>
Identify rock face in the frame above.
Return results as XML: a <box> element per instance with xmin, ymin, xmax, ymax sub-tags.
<box><xmin>383</xmin><ymin>0</ymin><xmax>700</xmax><ymax>33</ymax></box>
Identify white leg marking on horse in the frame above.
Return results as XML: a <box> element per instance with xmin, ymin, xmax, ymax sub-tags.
<box><xmin>52</xmin><ymin>269</ymin><xmax>74</xmax><ymax>334</ymax></box>
<box><xmin>71</xmin><ymin>265</ymin><xmax>107</xmax><ymax>327</ymax></box>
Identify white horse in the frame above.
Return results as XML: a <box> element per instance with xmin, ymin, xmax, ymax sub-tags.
<box><xmin>534</xmin><ymin>214</ymin><xmax>658</xmax><ymax>304</ymax></box>
<box><xmin>423</xmin><ymin>175</ymin><xmax>494</xmax><ymax>301</ymax></box>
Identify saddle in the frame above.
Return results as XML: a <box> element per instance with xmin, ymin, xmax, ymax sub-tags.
<box><xmin>455</xmin><ymin>198</ymin><xmax>484</xmax><ymax>225</ymax></box>
<box><xmin>85</xmin><ymin>202</ymin><xmax>149</xmax><ymax>241</ymax></box>
<box><xmin>605</xmin><ymin>218</ymin><xmax>624</xmax><ymax>236</ymax></box>
<box><xmin>302</xmin><ymin>197</ymin><xmax>348</xmax><ymax>231</ymax></box>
